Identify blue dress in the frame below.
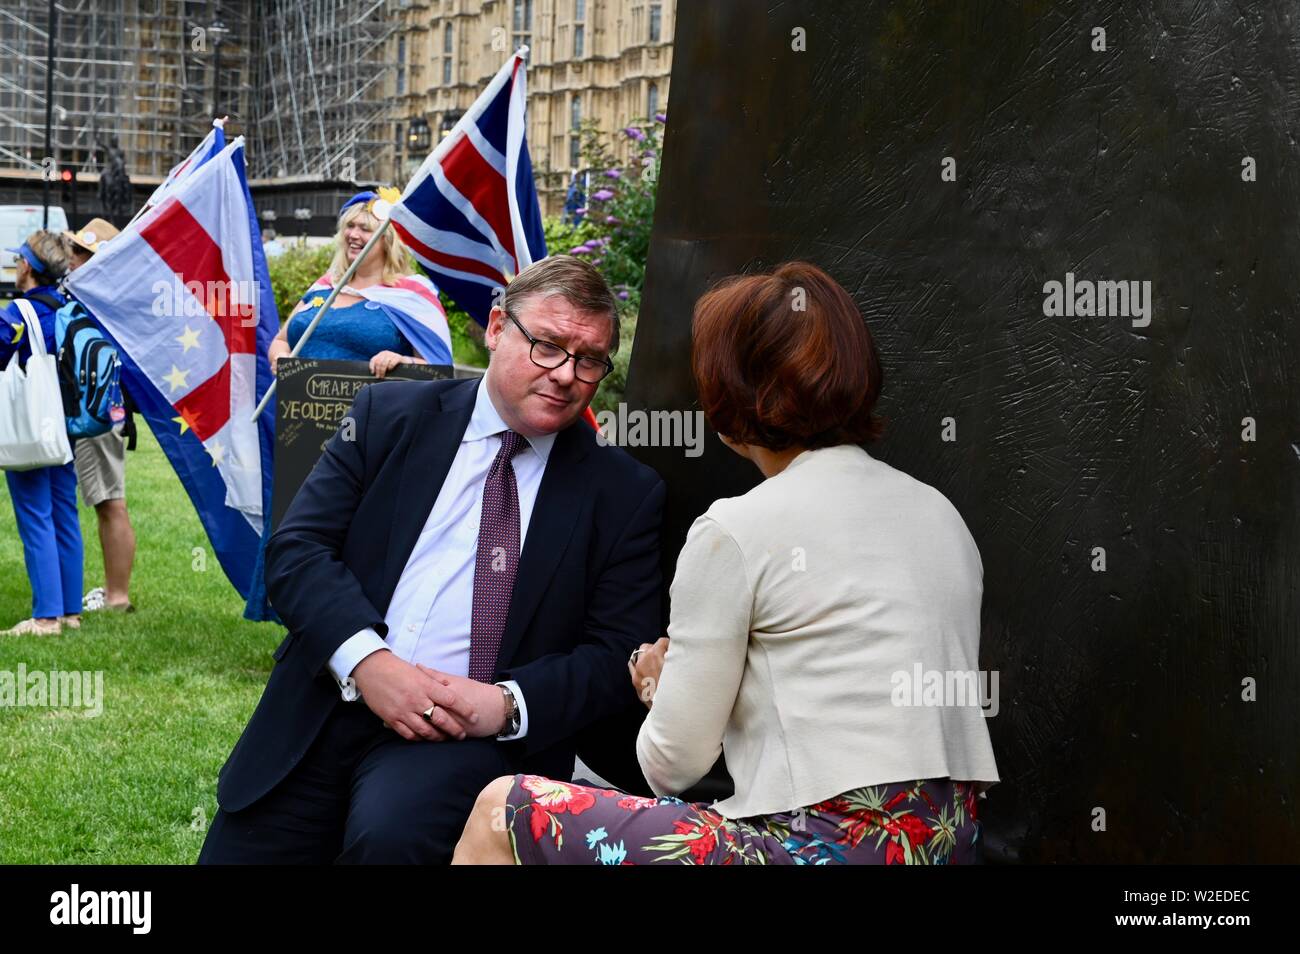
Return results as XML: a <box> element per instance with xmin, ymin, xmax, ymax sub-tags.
<box><xmin>286</xmin><ymin>298</ymin><xmax>415</xmax><ymax>361</ymax></box>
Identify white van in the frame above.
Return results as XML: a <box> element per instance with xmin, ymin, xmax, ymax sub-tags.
<box><xmin>1</xmin><ymin>205</ymin><xmax>70</xmax><ymax>295</ymax></box>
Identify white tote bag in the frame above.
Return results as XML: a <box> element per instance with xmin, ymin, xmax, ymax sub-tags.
<box><xmin>0</xmin><ymin>297</ymin><xmax>73</xmax><ymax>471</ymax></box>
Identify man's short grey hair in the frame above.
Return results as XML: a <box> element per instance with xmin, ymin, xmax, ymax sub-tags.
<box><xmin>501</xmin><ymin>255</ymin><xmax>620</xmax><ymax>354</ymax></box>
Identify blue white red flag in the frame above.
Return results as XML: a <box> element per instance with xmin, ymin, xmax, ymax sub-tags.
<box><xmin>389</xmin><ymin>49</ymin><xmax>547</xmax><ymax>326</ymax></box>
<box><xmin>301</xmin><ymin>272</ymin><xmax>453</xmax><ymax>366</ymax></box>
<box><xmin>67</xmin><ymin>137</ymin><xmax>278</xmax><ymax>617</ymax></box>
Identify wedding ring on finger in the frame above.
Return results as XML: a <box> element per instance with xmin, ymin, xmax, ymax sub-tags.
<box><xmin>630</xmin><ymin>648</ymin><xmax>645</xmax><ymax>666</ymax></box>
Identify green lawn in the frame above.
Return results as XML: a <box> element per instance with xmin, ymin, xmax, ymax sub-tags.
<box><xmin>0</xmin><ymin>426</ymin><xmax>275</xmax><ymax>863</ymax></box>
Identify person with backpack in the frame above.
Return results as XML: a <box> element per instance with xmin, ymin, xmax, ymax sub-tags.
<box><xmin>0</xmin><ymin>229</ymin><xmax>82</xmax><ymax>636</ymax></box>
<box><xmin>62</xmin><ymin>219</ymin><xmax>136</xmax><ymax>615</ymax></box>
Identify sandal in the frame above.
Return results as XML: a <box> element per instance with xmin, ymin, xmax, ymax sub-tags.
<box><xmin>84</xmin><ymin>588</ymin><xmax>135</xmax><ymax>613</ymax></box>
<box><xmin>2</xmin><ymin>617</ymin><xmax>62</xmax><ymax>636</ymax></box>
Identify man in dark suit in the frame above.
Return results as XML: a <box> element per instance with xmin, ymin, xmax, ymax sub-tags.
<box><xmin>199</xmin><ymin>256</ymin><xmax>664</xmax><ymax>863</ymax></box>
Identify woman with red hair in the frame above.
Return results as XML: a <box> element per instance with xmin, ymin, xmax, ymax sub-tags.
<box><xmin>454</xmin><ymin>261</ymin><xmax>999</xmax><ymax>865</ymax></box>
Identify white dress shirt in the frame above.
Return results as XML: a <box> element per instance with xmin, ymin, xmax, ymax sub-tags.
<box><xmin>326</xmin><ymin>377</ymin><xmax>555</xmax><ymax>739</ymax></box>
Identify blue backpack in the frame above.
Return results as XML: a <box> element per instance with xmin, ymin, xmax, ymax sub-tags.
<box><xmin>41</xmin><ymin>295</ymin><xmax>125</xmax><ymax>440</ymax></box>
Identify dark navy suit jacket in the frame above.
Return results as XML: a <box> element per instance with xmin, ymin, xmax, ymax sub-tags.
<box><xmin>216</xmin><ymin>376</ymin><xmax>665</xmax><ymax>812</ymax></box>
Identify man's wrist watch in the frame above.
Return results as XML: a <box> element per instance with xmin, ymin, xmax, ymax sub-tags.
<box><xmin>496</xmin><ymin>683</ymin><xmax>521</xmax><ymax>738</ymax></box>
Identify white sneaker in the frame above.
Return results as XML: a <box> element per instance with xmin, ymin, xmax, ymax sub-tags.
<box><xmin>2</xmin><ymin>618</ymin><xmax>62</xmax><ymax>636</ymax></box>
<box><xmin>83</xmin><ymin>587</ymin><xmax>107</xmax><ymax>611</ymax></box>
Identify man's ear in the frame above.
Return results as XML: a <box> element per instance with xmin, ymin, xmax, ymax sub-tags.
<box><xmin>485</xmin><ymin>305</ymin><xmax>506</xmax><ymax>351</ymax></box>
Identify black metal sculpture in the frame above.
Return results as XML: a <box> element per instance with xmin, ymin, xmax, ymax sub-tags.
<box><xmin>623</xmin><ymin>1</ymin><xmax>1299</xmax><ymax>862</ymax></box>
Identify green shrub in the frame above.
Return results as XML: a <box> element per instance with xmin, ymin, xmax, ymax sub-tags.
<box><xmin>264</xmin><ymin>244</ymin><xmax>333</xmax><ymax>321</ymax></box>
<box><xmin>441</xmin><ymin>294</ymin><xmax>489</xmax><ymax>367</ymax></box>
<box><xmin>592</xmin><ymin>311</ymin><xmax>637</xmax><ymax>415</ymax></box>
<box><xmin>563</xmin><ymin>115</ymin><xmax>664</xmax><ymax>410</ymax></box>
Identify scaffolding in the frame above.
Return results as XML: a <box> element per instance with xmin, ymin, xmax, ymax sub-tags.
<box><xmin>252</xmin><ymin>0</ymin><xmax>398</xmax><ymax>183</ymax></box>
<box><xmin>0</xmin><ymin>0</ymin><xmax>394</xmax><ymax>188</ymax></box>
<box><xmin>0</xmin><ymin>0</ymin><xmax>251</xmax><ymax>181</ymax></box>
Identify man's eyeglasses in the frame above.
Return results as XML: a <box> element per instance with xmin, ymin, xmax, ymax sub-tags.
<box><xmin>504</xmin><ymin>311</ymin><xmax>614</xmax><ymax>384</ymax></box>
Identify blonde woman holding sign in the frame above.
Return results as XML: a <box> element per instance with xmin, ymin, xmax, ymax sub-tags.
<box><xmin>267</xmin><ymin>190</ymin><xmax>453</xmax><ymax>379</ymax></box>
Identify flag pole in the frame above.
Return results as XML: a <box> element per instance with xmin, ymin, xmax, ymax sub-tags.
<box><xmin>125</xmin><ymin>117</ymin><xmax>229</xmax><ymax>231</ymax></box>
<box><xmin>249</xmin><ymin>216</ymin><xmax>392</xmax><ymax>422</ymax></box>
<box><xmin>250</xmin><ymin>47</ymin><xmax>532</xmax><ymax>422</ymax></box>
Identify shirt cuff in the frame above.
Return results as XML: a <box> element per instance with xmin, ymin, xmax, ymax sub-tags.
<box><xmin>328</xmin><ymin>627</ymin><xmax>389</xmax><ymax>701</ymax></box>
<box><xmin>495</xmin><ymin>679</ymin><xmax>528</xmax><ymax>740</ymax></box>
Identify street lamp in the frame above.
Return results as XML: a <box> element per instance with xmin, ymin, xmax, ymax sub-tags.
<box><xmin>209</xmin><ymin>20</ymin><xmax>229</xmax><ymax>119</ymax></box>
<box><xmin>42</xmin><ymin>0</ymin><xmax>57</xmax><ymax>229</ymax></box>
<box><xmin>407</xmin><ymin>117</ymin><xmax>431</xmax><ymax>154</ymax></box>
<box><xmin>440</xmin><ymin>111</ymin><xmax>463</xmax><ymax>141</ymax></box>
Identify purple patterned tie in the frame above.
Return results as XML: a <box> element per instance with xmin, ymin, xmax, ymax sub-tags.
<box><xmin>468</xmin><ymin>429</ymin><xmax>526</xmax><ymax>682</ymax></box>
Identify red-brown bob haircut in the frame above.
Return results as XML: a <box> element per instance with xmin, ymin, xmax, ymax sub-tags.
<box><xmin>691</xmin><ymin>261</ymin><xmax>885</xmax><ymax>451</ymax></box>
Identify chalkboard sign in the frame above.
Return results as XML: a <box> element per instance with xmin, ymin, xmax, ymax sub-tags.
<box><xmin>271</xmin><ymin>357</ymin><xmax>453</xmax><ymax>530</ymax></box>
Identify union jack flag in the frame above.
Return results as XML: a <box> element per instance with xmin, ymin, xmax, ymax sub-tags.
<box><xmin>389</xmin><ymin>49</ymin><xmax>547</xmax><ymax>327</ymax></box>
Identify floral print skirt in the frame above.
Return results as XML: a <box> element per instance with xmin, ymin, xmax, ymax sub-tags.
<box><xmin>506</xmin><ymin>774</ymin><xmax>984</xmax><ymax>865</ymax></box>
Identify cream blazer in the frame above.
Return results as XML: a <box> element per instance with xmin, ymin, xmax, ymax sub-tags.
<box><xmin>636</xmin><ymin>443</ymin><xmax>1000</xmax><ymax>818</ymax></box>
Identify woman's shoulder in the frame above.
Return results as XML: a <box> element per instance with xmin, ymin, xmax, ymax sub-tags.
<box><xmin>779</xmin><ymin>443</ymin><xmax>953</xmax><ymax>503</ymax></box>
<box><xmin>0</xmin><ymin>298</ymin><xmax>20</xmax><ymax>327</ymax></box>
<box><xmin>11</xmin><ymin>287</ymin><xmax>65</xmax><ymax>322</ymax></box>
<box><xmin>676</xmin><ymin>510</ymin><xmax>751</xmax><ymax>585</ymax></box>
<box><xmin>694</xmin><ymin>484</ymin><xmax>773</xmax><ymax>554</ymax></box>
<box><xmin>704</xmin><ymin>443</ymin><xmax>969</xmax><ymax>538</ymax></box>
<box><xmin>389</xmin><ymin>272</ymin><xmax>437</xmax><ymax>293</ymax></box>
<box><xmin>25</xmin><ymin>285</ymin><xmax>66</xmax><ymax>306</ymax></box>
<box><xmin>297</xmin><ymin>278</ymin><xmax>331</xmax><ymax>305</ymax></box>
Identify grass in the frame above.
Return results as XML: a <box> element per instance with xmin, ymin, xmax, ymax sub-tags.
<box><xmin>0</xmin><ymin>425</ymin><xmax>275</xmax><ymax>863</ymax></box>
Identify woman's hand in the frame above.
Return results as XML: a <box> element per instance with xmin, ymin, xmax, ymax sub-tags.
<box><xmin>268</xmin><ymin>342</ymin><xmax>290</xmax><ymax>376</ymax></box>
<box><xmin>269</xmin><ymin>320</ymin><xmax>295</xmax><ymax>376</ymax></box>
<box><xmin>369</xmin><ymin>350</ymin><xmax>410</xmax><ymax>378</ymax></box>
<box><xmin>628</xmin><ymin>637</ymin><xmax>669</xmax><ymax>710</ymax></box>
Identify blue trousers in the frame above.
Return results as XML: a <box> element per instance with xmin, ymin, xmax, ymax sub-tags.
<box><xmin>5</xmin><ymin>462</ymin><xmax>83</xmax><ymax>618</ymax></box>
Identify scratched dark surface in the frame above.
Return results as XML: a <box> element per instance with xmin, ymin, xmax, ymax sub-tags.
<box><xmin>623</xmin><ymin>1</ymin><xmax>1300</xmax><ymax>861</ymax></box>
